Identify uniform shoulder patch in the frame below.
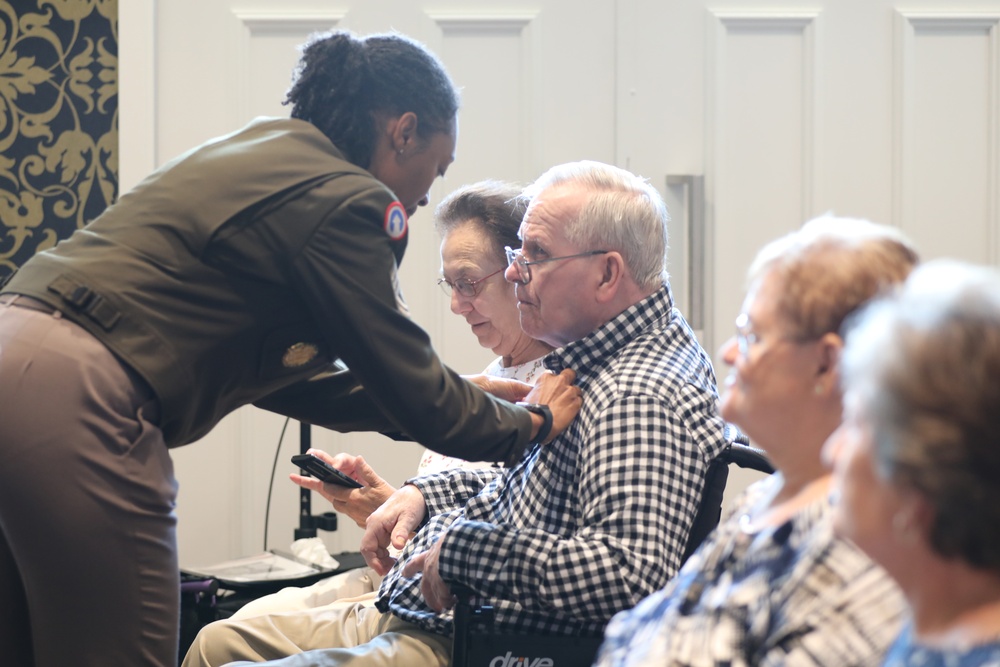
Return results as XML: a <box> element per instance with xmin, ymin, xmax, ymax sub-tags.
<box><xmin>383</xmin><ymin>201</ymin><xmax>408</xmax><ymax>241</ymax></box>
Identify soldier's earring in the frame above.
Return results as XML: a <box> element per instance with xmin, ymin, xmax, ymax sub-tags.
<box><xmin>892</xmin><ymin>507</ymin><xmax>919</xmax><ymax>545</ymax></box>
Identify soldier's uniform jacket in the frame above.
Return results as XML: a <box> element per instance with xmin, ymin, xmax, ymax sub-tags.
<box><xmin>1</xmin><ymin>117</ymin><xmax>532</xmax><ymax>459</ymax></box>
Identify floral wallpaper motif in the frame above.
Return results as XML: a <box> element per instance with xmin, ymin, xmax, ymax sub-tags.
<box><xmin>0</xmin><ymin>0</ymin><xmax>117</xmax><ymax>278</ymax></box>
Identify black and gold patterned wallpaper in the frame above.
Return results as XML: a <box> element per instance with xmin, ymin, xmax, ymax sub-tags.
<box><xmin>0</xmin><ymin>0</ymin><xmax>117</xmax><ymax>278</ymax></box>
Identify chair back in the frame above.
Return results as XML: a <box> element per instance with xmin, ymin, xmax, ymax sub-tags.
<box><xmin>682</xmin><ymin>424</ymin><xmax>773</xmax><ymax>562</ymax></box>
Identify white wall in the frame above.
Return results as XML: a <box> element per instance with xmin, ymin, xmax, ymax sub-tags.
<box><xmin>120</xmin><ymin>0</ymin><xmax>621</xmax><ymax>566</ymax></box>
<box><xmin>120</xmin><ymin>0</ymin><xmax>1000</xmax><ymax>567</ymax></box>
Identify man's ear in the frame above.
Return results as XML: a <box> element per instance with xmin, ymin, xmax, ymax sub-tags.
<box><xmin>595</xmin><ymin>252</ymin><xmax>626</xmax><ymax>303</ymax></box>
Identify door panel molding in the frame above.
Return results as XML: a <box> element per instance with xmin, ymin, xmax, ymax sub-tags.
<box><xmin>426</xmin><ymin>10</ymin><xmax>537</xmax><ymax>32</ymax></box>
<box><xmin>234</xmin><ymin>9</ymin><xmax>347</xmax><ymax>34</ymax></box>
<box><xmin>894</xmin><ymin>10</ymin><xmax>1000</xmax><ymax>263</ymax></box>
<box><xmin>708</xmin><ymin>9</ymin><xmax>822</xmax><ymax>220</ymax></box>
<box><xmin>428</xmin><ymin>9</ymin><xmax>541</xmax><ymax>180</ymax></box>
<box><xmin>232</xmin><ymin>10</ymin><xmax>345</xmax><ymax>128</ymax></box>
<box><xmin>706</xmin><ymin>9</ymin><xmax>820</xmax><ymax>359</ymax></box>
<box><xmin>421</xmin><ymin>10</ymin><xmax>540</xmax><ymax>367</ymax></box>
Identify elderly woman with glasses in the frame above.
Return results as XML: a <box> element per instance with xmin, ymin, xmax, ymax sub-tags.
<box><xmin>438</xmin><ymin>185</ymin><xmax>555</xmax><ymax>379</ymax></box>
<box><xmin>287</xmin><ymin>181</ymin><xmax>554</xmax><ymax>518</ymax></box>
<box><xmin>825</xmin><ymin>260</ymin><xmax>1000</xmax><ymax>667</ymax></box>
<box><xmin>596</xmin><ymin>215</ymin><xmax>917</xmax><ymax>667</ymax></box>
<box><xmin>280</xmin><ymin>181</ymin><xmax>553</xmax><ymax>530</ymax></box>
<box><xmin>418</xmin><ymin>181</ymin><xmax>556</xmax><ymax>473</ymax></box>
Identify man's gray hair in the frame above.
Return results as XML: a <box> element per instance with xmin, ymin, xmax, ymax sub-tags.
<box><xmin>524</xmin><ymin>161</ymin><xmax>669</xmax><ymax>291</ymax></box>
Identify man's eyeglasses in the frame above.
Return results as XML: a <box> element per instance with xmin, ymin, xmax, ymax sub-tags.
<box><xmin>504</xmin><ymin>246</ymin><xmax>610</xmax><ymax>284</ymax></box>
<box><xmin>437</xmin><ymin>267</ymin><xmax>505</xmax><ymax>298</ymax></box>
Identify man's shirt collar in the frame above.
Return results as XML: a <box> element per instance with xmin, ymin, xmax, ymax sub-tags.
<box><xmin>545</xmin><ymin>283</ymin><xmax>675</xmax><ymax>375</ymax></box>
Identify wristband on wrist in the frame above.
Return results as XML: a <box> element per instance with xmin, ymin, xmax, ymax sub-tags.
<box><xmin>517</xmin><ymin>402</ymin><xmax>553</xmax><ymax>445</ymax></box>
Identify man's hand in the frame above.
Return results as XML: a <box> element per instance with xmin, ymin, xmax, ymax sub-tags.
<box><xmin>401</xmin><ymin>535</ymin><xmax>455</xmax><ymax>612</ymax></box>
<box><xmin>289</xmin><ymin>450</ymin><xmax>396</xmax><ymax>527</ymax></box>
<box><xmin>360</xmin><ymin>484</ymin><xmax>428</xmax><ymax>576</ymax></box>
<box><xmin>524</xmin><ymin>368</ymin><xmax>583</xmax><ymax>444</ymax></box>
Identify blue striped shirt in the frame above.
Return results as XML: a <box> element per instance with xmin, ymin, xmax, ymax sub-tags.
<box><xmin>595</xmin><ymin>474</ymin><xmax>906</xmax><ymax>666</ymax></box>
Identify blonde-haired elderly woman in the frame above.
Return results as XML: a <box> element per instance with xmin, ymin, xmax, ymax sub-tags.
<box><xmin>826</xmin><ymin>259</ymin><xmax>1000</xmax><ymax>667</ymax></box>
<box><xmin>596</xmin><ymin>215</ymin><xmax>916</xmax><ymax>666</ymax></box>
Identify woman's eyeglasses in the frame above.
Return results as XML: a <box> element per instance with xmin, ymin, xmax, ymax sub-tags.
<box><xmin>734</xmin><ymin>312</ymin><xmax>814</xmax><ymax>357</ymax></box>
<box><xmin>734</xmin><ymin>312</ymin><xmax>759</xmax><ymax>357</ymax></box>
<box><xmin>437</xmin><ymin>267</ymin><xmax>505</xmax><ymax>297</ymax></box>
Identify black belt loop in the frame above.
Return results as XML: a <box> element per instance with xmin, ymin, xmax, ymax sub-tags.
<box><xmin>46</xmin><ymin>277</ymin><xmax>121</xmax><ymax>331</ymax></box>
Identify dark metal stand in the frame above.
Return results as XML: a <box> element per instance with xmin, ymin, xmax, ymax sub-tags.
<box><xmin>294</xmin><ymin>421</ymin><xmax>338</xmax><ymax>540</ymax></box>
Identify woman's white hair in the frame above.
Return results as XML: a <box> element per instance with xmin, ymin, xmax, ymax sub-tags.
<box><xmin>842</xmin><ymin>259</ymin><xmax>1000</xmax><ymax>570</ymax></box>
<box><xmin>746</xmin><ymin>213</ymin><xmax>919</xmax><ymax>340</ymax></box>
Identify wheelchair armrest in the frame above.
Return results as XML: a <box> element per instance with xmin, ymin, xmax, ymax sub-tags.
<box><xmin>724</xmin><ymin>442</ymin><xmax>775</xmax><ymax>474</ymax></box>
<box><xmin>453</xmin><ymin>584</ymin><xmax>496</xmax><ymax>667</ymax></box>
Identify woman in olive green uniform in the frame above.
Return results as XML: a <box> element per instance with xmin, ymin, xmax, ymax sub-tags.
<box><xmin>0</xmin><ymin>31</ymin><xmax>580</xmax><ymax>667</ymax></box>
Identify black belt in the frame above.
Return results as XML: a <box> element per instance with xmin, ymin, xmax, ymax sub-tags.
<box><xmin>0</xmin><ymin>293</ymin><xmax>59</xmax><ymax>315</ymax></box>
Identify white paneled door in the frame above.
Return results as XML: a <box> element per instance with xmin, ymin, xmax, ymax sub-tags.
<box><xmin>618</xmin><ymin>0</ymin><xmax>999</xmax><ymax>503</ymax></box>
<box><xmin>121</xmin><ymin>0</ymin><xmax>999</xmax><ymax>565</ymax></box>
<box><xmin>618</xmin><ymin>0</ymin><xmax>999</xmax><ymax>365</ymax></box>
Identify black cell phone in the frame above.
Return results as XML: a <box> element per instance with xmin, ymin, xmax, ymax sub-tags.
<box><xmin>291</xmin><ymin>454</ymin><xmax>363</xmax><ymax>488</ymax></box>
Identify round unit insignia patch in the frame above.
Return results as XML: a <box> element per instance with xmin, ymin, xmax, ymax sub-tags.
<box><xmin>384</xmin><ymin>201</ymin><xmax>408</xmax><ymax>241</ymax></box>
<box><xmin>282</xmin><ymin>342</ymin><xmax>319</xmax><ymax>368</ymax></box>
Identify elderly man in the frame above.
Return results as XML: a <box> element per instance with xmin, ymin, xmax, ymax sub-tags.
<box><xmin>190</xmin><ymin>161</ymin><xmax>728</xmax><ymax>667</ymax></box>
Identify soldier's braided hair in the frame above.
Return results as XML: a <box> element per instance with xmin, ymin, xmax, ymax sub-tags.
<box><xmin>284</xmin><ymin>31</ymin><xmax>460</xmax><ymax>168</ymax></box>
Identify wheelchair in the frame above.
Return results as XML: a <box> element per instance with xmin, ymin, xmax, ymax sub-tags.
<box><xmin>450</xmin><ymin>424</ymin><xmax>774</xmax><ymax>667</ymax></box>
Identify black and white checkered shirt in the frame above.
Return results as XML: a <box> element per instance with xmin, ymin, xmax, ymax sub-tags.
<box><xmin>375</xmin><ymin>285</ymin><xmax>728</xmax><ymax>636</ymax></box>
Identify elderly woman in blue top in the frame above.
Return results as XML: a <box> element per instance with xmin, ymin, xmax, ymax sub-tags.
<box><xmin>595</xmin><ymin>215</ymin><xmax>915</xmax><ymax>666</ymax></box>
<box><xmin>825</xmin><ymin>260</ymin><xmax>1000</xmax><ymax>667</ymax></box>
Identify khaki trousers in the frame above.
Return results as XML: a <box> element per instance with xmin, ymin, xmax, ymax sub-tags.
<box><xmin>183</xmin><ymin>598</ymin><xmax>451</xmax><ymax>667</ymax></box>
